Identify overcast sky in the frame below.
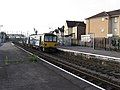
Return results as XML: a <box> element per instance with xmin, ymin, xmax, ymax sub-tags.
<box><xmin>0</xmin><ymin>0</ymin><xmax>119</xmax><ymax>35</ymax></box>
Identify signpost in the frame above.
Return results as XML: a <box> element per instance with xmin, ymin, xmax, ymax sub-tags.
<box><xmin>81</xmin><ymin>33</ymin><xmax>95</xmax><ymax>49</ymax></box>
<box><xmin>81</xmin><ymin>35</ymin><xmax>91</xmax><ymax>42</ymax></box>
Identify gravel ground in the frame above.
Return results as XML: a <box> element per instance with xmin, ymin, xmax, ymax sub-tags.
<box><xmin>0</xmin><ymin>42</ymin><xmax>81</xmax><ymax>90</ymax></box>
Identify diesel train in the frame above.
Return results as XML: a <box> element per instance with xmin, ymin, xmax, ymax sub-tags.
<box><xmin>26</xmin><ymin>33</ymin><xmax>58</xmax><ymax>51</ymax></box>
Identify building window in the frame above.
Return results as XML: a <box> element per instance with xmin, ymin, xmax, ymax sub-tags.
<box><xmin>114</xmin><ymin>17</ymin><xmax>118</xmax><ymax>23</ymax></box>
<box><xmin>102</xmin><ymin>18</ymin><xmax>105</xmax><ymax>21</ymax></box>
<box><xmin>114</xmin><ymin>28</ymin><xmax>117</xmax><ymax>32</ymax></box>
<box><xmin>72</xmin><ymin>33</ymin><xmax>75</xmax><ymax>38</ymax></box>
<box><xmin>100</xmin><ymin>29</ymin><xmax>104</xmax><ymax>32</ymax></box>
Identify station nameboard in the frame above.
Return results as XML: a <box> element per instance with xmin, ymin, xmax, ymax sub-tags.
<box><xmin>81</xmin><ymin>35</ymin><xmax>91</xmax><ymax>42</ymax></box>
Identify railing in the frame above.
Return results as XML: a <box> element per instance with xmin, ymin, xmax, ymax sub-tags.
<box><xmin>80</xmin><ymin>37</ymin><xmax>120</xmax><ymax>51</ymax></box>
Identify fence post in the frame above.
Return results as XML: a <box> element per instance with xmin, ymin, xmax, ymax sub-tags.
<box><xmin>94</xmin><ymin>38</ymin><xmax>95</xmax><ymax>49</ymax></box>
<box><xmin>118</xmin><ymin>39</ymin><xmax>120</xmax><ymax>50</ymax></box>
<box><xmin>104</xmin><ymin>38</ymin><xmax>106</xmax><ymax>50</ymax></box>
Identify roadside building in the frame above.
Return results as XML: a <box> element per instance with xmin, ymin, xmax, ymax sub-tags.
<box><xmin>7</xmin><ymin>34</ymin><xmax>26</xmax><ymax>43</ymax></box>
<box><xmin>64</xmin><ymin>20</ymin><xmax>86</xmax><ymax>45</ymax></box>
<box><xmin>7</xmin><ymin>34</ymin><xmax>25</xmax><ymax>39</ymax></box>
<box><xmin>86</xmin><ymin>9</ymin><xmax>120</xmax><ymax>38</ymax></box>
<box><xmin>0</xmin><ymin>32</ymin><xmax>7</xmax><ymax>43</ymax></box>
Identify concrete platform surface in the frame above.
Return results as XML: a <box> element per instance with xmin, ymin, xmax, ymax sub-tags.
<box><xmin>0</xmin><ymin>42</ymin><xmax>103</xmax><ymax>90</ymax></box>
<box><xmin>58</xmin><ymin>46</ymin><xmax>120</xmax><ymax>58</ymax></box>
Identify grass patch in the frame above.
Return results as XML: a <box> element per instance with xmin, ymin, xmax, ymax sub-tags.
<box><xmin>29</xmin><ymin>54</ymin><xmax>38</xmax><ymax>63</ymax></box>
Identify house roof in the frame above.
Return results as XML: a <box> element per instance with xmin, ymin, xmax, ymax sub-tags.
<box><xmin>86</xmin><ymin>9</ymin><xmax>120</xmax><ymax>19</ymax></box>
<box><xmin>66</xmin><ymin>20</ymin><xmax>86</xmax><ymax>27</ymax></box>
<box><xmin>107</xmin><ymin>9</ymin><xmax>120</xmax><ymax>16</ymax></box>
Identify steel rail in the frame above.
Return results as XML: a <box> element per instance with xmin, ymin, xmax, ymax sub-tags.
<box><xmin>15</xmin><ymin>43</ymin><xmax>120</xmax><ymax>90</ymax></box>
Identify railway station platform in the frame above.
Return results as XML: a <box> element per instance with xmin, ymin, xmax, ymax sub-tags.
<box><xmin>0</xmin><ymin>42</ymin><xmax>104</xmax><ymax>90</ymax></box>
<box><xmin>58</xmin><ymin>46</ymin><xmax>120</xmax><ymax>62</ymax></box>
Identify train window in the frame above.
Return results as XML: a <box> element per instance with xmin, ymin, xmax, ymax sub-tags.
<box><xmin>53</xmin><ymin>36</ymin><xmax>57</xmax><ymax>41</ymax></box>
<box><xmin>45</xmin><ymin>36</ymin><xmax>52</xmax><ymax>41</ymax></box>
<box><xmin>49</xmin><ymin>36</ymin><xmax>53</xmax><ymax>41</ymax></box>
<box><xmin>45</xmin><ymin>36</ymin><xmax>49</xmax><ymax>41</ymax></box>
<box><xmin>45</xmin><ymin>35</ymin><xmax>57</xmax><ymax>42</ymax></box>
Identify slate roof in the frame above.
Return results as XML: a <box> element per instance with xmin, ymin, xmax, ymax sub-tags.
<box><xmin>86</xmin><ymin>9</ymin><xmax>120</xmax><ymax>19</ymax></box>
<box><xmin>66</xmin><ymin>20</ymin><xmax>86</xmax><ymax>27</ymax></box>
<box><xmin>108</xmin><ymin>9</ymin><xmax>120</xmax><ymax>16</ymax></box>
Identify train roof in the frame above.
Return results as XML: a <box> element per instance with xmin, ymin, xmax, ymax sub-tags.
<box><xmin>43</xmin><ymin>33</ymin><xmax>56</xmax><ymax>35</ymax></box>
<box><xmin>29</xmin><ymin>34</ymin><xmax>42</xmax><ymax>36</ymax></box>
<box><xmin>29</xmin><ymin>33</ymin><xmax>56</xmax><ymax>37</ymax></box>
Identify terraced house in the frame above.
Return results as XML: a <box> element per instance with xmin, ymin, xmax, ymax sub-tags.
<box><xmin>64</xmin><ymin>20</ymin><xmax>86</xmax><ymax>45</ymax></box>
<box><xmin>86</xmin><ymin>9</ymin><xmax>120</xmax><ymax>38</ymax></box>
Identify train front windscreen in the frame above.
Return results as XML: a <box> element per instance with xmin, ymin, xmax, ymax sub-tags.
<box><xmin>44</xmin><ymin>35</ymin><xmax>57</xmax><ymax>42</ymax></box>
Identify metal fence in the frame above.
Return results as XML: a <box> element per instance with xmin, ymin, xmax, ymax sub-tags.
<box><xmin>80</xmin><ymin>37</ymin><xmax>120</xmax><ymax>51</ymax></box>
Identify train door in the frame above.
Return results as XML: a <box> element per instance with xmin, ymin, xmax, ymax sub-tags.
<box><xmin>39</xmin><ymin>36</ymin><xmax>41</xmax><ymax>46</ymax></box>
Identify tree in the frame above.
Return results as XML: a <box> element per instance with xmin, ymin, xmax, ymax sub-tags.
<box><xmin>58</xmin><ymin>26</ymin><xmax>64</xmax><ymax>37</ymax></box>
<box><xmin>34</xmin><ymin>28</ymin><xmax>38</xmax><ymax>35</ymax></box>
<box><xmin>58</xmin><ymin>26</ymin><xmax>64</xmax><ymax>33</ymax></box>
<box><xmin>54</xmin><ymin>29</ymin><xmax>59</xmax><ymax>33</ymax></box>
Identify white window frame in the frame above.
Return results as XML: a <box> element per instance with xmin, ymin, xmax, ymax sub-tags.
<box><xmin>102</xmin><ymin>18</ymin><xmax>105</xmax><ymax>21</ymax></box>
<box><xmin>114</xmin><ymin>28</ymin><xmax>117</xmax><ymax>32</ymax></box>
<box><xmin>100</xmin><ymin>29</ymin><xmax>104</xmax><ymax>32</ymax></box>
<box><xmin>114</xmin><ymin>17</ymin><xmax>118</xmax><ymax>23</ymax></box>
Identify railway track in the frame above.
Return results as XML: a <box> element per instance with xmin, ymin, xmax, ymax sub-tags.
<box><xmin>15</xmin><ymin>43</ymin><xmax>120</xmax><ymax>90</ymax></box>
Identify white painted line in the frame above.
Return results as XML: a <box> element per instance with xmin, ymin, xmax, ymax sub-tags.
<box><xmin>16</xmin><ymin>45</ymin><xmax>105</xmax><ymax>90</ymax></box>
<box><xmin>58</xmin><ymin>48</ymin><xmax>120</xmax><ymax>62</ymax></box>
<box><xmin>38</xmin><ymin>57</ymin><xmax>105</xmax><ymax>90</ymax></box>
<box><xmin>11</xmin><ymin>43</ymin><xmax>14</xmax><ymax>46</ymax></box>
